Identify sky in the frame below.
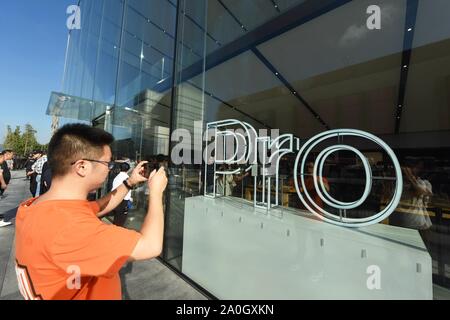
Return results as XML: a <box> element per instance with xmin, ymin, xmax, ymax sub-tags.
<box><xmin>0</xmin><ymin>0</ymin><xmax>74</xmax><ymax>145</ymax></box>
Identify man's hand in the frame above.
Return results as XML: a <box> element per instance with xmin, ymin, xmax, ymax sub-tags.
<box><xmin>148</xmin><ymin>167</ymin><xmax>168</xmax><ymax>198</ymax></box>
<box><xmin>0</xmin><ymin>172</ymin><xmax>6</xmax><ymax>190</ymax></box>
<box><xmin>127</xmin><ymin>161</ymin><xmax>149</xmax><ymax>187</ymax></box>
<box><xmin>96</xmin><ymin>161</ymin><xmax>149</xmax><ymax>217</ymax></box>
<box><xmin>129</xmin><ymin>166</ymin><xmax>168</xmax><ymax>261</ymax></box>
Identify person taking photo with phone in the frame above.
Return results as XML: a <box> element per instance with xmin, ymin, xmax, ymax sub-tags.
<box><xmin>15</xmin><ymin>124</ymin><xmax>168</xmax><ymax>300</ymax></box>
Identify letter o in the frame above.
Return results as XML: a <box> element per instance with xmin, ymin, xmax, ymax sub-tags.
<box><xmin>293</xmin><ymin>129</ymin><xmax>402</xmax><ymax>228</ymax></box>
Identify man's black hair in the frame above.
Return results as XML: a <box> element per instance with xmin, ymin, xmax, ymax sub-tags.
<box><xmin>48</xmin><ymin>123</ymin><xmax>114</xmax><ymax>177</ymax></box>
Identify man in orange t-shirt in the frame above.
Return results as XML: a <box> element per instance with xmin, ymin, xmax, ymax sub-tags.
<box><xmin>15</xmin><ymin>123</ymin><xmax>167</xmax><ymax>300</ymax></box>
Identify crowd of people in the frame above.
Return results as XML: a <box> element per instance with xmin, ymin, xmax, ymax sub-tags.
<box><xmin>1</xmin><ymin>123</ymin><xmax>168</xmax><ymax>300</ymax></box>
<box><xmin>0</xmin><ymin>148</ymin><xmax>170</xmax><ymax>230</ymax></box>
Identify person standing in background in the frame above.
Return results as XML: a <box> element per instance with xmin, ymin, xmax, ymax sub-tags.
<box><xmin>111</xmin><ymin>162</ymin><xmax>133</xmax><ymax>227</ymax></box>
<box><xmin>25</xmin><ymin>152</ymin><xmax>36</xmax><ymax>180</ymax></box>
<box><xmin>0</xmin><ymin>150</ymin><xmax>13</xmax><ymax>197</ymax></box>
<box><xmin>40</xmin><ymin>161</ymin><xmax>52</xmax><ymax>196</ymax></box>
<box><xmin>31</xmin><ymin>151</ymin><xmax>47</xmax><ymax>197</ymax></box>
<box><xmin>26</xmin><ymin>152</ymin><xmax>39</xmax><ymax>196</ymax></box>
<box><xmin>0</xmin><ymin>153</ymin><xmax>8</xmax><ymax>196</ymax></box>
<box><xmin>5</xmin><ymin>151</ymin><xmax>14</xmax><ymax>171</ymax></box>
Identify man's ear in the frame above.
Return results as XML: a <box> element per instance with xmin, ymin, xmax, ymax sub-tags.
<box><xmin>73</xmin><ymin>161</ymin><xmax>88</xmax><ymax>177</ymax></box>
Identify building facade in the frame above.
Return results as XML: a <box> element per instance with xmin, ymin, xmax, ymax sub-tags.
<box><xmin>48</xmin><ymin>0</ymin><xmax>450</xmax><ymax>299</ymax></box>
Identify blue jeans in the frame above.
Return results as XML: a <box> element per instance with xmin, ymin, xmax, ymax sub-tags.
<box><xmin>35</xmin><ymin>175</ymin><xmax>41</xmax><ymax>196</ymax></box>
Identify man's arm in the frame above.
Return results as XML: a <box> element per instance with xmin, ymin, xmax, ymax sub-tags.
<box><xmin>96</xmin><ymin>183</ymin><xmax>131</xmax><ymax>218</ymax></box>
<box><xmin>0</xmin><ymin>172</ymin><xmax>6</xmax><ymax>190</ymax></box>
<box><xmin>129</xmin><ymin>167</ymin><xmax>167</xmax><ymax>261</ymax></box>
<box><xmin>95</xmin><ymin>161</ymin><xmax>148</xmax><ymax>217</ymax></box>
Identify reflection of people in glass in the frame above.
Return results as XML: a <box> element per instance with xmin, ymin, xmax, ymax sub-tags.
<box><xmin>395</xmin><ymin>160</ymin><xmax>433</xmax><ymax>230</ymax></box>
<box><xmin>217</xmin><ymin>165</ymin><xmax>236</xmax><ymax>196</ymax></box>
<box><xmin>231</xmin><ymin>167</ymin><xmax>250</xmax><ymax>198</ymax></box>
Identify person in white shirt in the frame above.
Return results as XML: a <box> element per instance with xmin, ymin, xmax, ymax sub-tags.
<box><xmin>6</xmin><ymin>159</ymin><xmax>13</xmax><ymax>170</ymax></box>
<box><xmin>111</xmin><ymin>162</ymin><xmax>133</xmax><ymax>226</ymax></box>
<box><xmin>31</xmin><ymin>152</ymin><xmax>47</xmax><ymax>196</ymax></box>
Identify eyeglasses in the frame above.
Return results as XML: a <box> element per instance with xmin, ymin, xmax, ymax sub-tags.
<box><xmin>71</xmin><ymin>159</ymin><xmax>116</xmax><ymax>170</ymax></box>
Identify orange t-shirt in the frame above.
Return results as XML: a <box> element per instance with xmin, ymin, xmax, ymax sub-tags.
<box><xmin>15</xmin><ymin>198</ymin><xmax>141</xmax><ymax>300</ymax></box>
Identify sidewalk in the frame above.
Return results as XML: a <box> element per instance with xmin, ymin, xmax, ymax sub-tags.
<box><xmin>0</xmin><ymin>171</ymin><xmax>207</xmax><ymax>300</ymax></box>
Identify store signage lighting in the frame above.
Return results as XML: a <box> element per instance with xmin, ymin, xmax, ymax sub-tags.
<box><xmin>204</xmin><ymin>119</ymin><xmax>403</xmax><ymax>228</ymax></box>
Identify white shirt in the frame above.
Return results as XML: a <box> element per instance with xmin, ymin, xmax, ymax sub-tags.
<box><xmin>32</xmin><ymin>155</ymin><xmax>47</xmax><ymax>175</ymax></box>
<box><xmin>112</xmin><ymin>172</ymin><xmax>132</xmax><ymax>201</ymax></box>
<box><xmin>6</xmin><ymin>159</ymin><xmax>13</xmax><ymax>170</ymax></box>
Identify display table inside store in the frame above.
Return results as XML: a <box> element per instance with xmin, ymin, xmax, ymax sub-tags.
<box><xmin>182</xmin><ymin>196</ymin><xmax>433</xmax><ymax>299</ymax></box>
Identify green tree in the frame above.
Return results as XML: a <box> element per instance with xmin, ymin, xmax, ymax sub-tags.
<box><xmin>3</xmin><ymin>126</ymin><xmax>22</xmax><ymax>153</ymax></box>
<box><xmin>22</xmin><ymin>124</ymin><xmax>40</xmax><ymax>156</ymax></box>
<box><xmin>3</xmin><ymin>124</ymin><xmax>46</xmax><ymax>156</ymax></box>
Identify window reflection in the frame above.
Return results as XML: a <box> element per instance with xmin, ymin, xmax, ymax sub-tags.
<box><xmin>169</xmin><ymin>0</ymin><xmax>450</xmax><ymax>297</ymax></box>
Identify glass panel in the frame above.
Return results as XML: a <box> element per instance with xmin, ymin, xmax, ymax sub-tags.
<box><xmin>56</xmin><ymin>0</ymin><xmax>450</xmax><ymax>299</ymax></box>
<box><xmin>56</xmin><ymin>0</ymin><xmax>176</xmax><ymax>237</ymax></box>
<box><xmin>62</xmin><ymin>0</ymin><xmax>124</xmax><ymax>105</ymax></box>
<box><xmin>168</xmin><ymin>0</ymin><xmax>450</xmax><ymax>299</ymax></box>
<box><xmin>46</xmin><ymin>92</ymin><xmax>108</xmax><ymax>122</ymax></box>
<box><xmin>106</xmin><ymin>0</ymin><xmax>176</xmax><ymax>232</ymax></box>
<box><xmin>116</xmin><ymin>0</ymin><xmax>176</xmax><ymax>107</ymax></box>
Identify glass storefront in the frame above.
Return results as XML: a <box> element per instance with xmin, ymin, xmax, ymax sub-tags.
<box><xmin>48</xmin><ymin>0</ymin><xmax>450</xmax><ymax>299</ymax></box>
<box><xmin>49</xmin><ymin>0</ymin><xmax>175</xmax><ymax>229</ymax></box>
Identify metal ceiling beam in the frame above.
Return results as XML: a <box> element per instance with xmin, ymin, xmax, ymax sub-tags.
<box><xmin>155</xmin><ymin>0</ymin><xmax>352</xmax><ymax>94</ymax></box>
<box><xmin>394</xmin><ymin>0</ymin><xmax>419</xmax><ymax>134</ymax></box>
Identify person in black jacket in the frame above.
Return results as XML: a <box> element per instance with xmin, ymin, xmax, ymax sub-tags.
<box><xmin>40</xmin><ymin>161</ymin><xmax>52</xmax><ymax>195</ymax></box>
<box><xmin>26</xmin><ymin>151</ymin><xmax>41</xmax><ymax>197</ymax></box>
<box><xmin>25</xmin><ymin>153</ymin><xmax>36</xmax><ymax>180</ymax></box>
<box><xmin>0</xmin><ymin>150</ymin><xmax>13</xmax><ymax>197</ymax></box>
<box><xmin>0</xmin><ymin>153</ymin><xmax>7</xmax><ymax>196</ymax></box>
